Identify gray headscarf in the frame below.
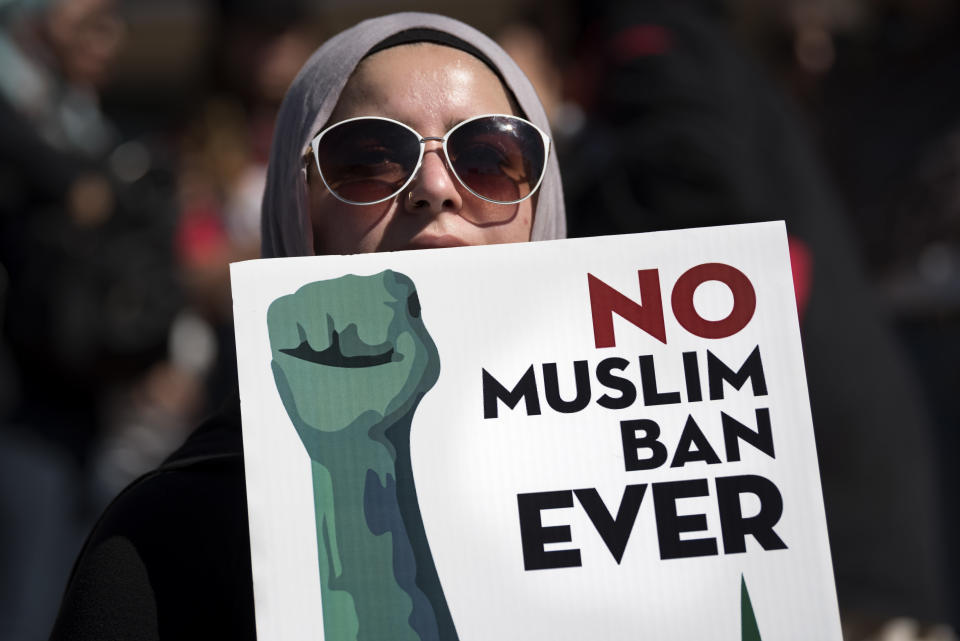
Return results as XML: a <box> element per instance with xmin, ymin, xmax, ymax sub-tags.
<box><xmin>261</xmin><ymin>12</ymin><xmax>566</xmax><ymax>258</ymax></box>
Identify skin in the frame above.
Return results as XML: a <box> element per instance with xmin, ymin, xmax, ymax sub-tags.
<box><xmin>308</xmin><ymin>43</ymin><xmax>535</xmax><ymax>255</ymax></box>
<box><xmin>44</xmin><ymin>0</ymin><xmax>125</xmax><ymax>88</ymax></box>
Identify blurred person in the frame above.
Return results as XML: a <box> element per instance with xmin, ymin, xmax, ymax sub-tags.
<box><xmin>810</xmin><ymin>12</ymin><xmax>960</xmax><ymax>622</ymax></box>
<box><xmin>878</xmin><ymin>122</ymin><xmax>960</xmax><ymax>631</ymax></box>
<box><xmin>813</xmin><ymin>0</ymin><xmax>960</xmax><ymax>277</ymax></box>
<box><xmin>49</xmin><ymin>12</ymin><xmax>564</xmax><ymax>639</ymax></box>
<box><xmin>0</xmin><ymin>0</ymin><xmax>184</xmax><ymax>638</ymax></box>
<box><xmin>174</xmin><ymin>22</ymin><xmax>317</xmax><ymax>412</ymax></box>
<box><xmin>558</xmin><ymin>0</ymin><xmax>950</xmax><ymax>635</ymax></box>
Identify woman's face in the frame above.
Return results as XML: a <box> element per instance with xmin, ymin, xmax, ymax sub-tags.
<box><xmin>307</xmin><ymin>43</ymin><xmax>535</xmax><ymax>254</ymax></box>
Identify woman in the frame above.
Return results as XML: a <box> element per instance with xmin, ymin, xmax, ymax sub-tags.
<box><xmin>50</xmin><ymin>12</ymin><xmax>564</xmax><ymax>641</ymax></box>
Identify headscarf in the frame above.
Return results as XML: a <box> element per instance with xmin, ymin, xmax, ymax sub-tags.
<box><xmin>261</xmin><ymin>12</ymin><xmax>566</xmax><ymax>258</ymax></box>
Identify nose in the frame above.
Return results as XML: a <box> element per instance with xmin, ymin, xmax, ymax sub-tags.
<box><xmin>403</xmin><ymin>145</ymin><xmax>462</xmax><ymax>215</ymax></box>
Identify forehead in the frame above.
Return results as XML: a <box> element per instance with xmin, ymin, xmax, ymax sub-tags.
<box><xmin>327</xmin><ymin>43</ymin><xmax>517</xmax><ymax>132</ymax></box>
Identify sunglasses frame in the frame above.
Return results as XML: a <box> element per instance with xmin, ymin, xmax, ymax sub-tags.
<box><xmin>307</xmin><ymin>113</ymin><xmax>551</xmax><ymax>206</ymax></box>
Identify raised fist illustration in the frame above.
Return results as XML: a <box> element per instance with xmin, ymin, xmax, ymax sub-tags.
<box><xmin>268</xmin><ymin>270</ymin><xmax>456</xmax><ymax>641</ymax></box>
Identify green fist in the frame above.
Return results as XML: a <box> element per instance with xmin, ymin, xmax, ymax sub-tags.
<box><xmin>268</xmin><ymin>270</ymin><xmax>439</xmax><ymax>456</ymax></box>
<box><xmin>267</xmin><ymin>271</ymin><xmax>455</xmax><ymax>641</ymax></box>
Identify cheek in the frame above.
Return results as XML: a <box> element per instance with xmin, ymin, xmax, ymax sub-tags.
<box><xmin>473</xmin><ymin>200</ymin><xmax>534</xmax><ymax>245</ymax></box>
<box><xmin>309</xmin><ymin>184</ymin><xmax>395</xmax><ymax>255</ymax></box>
<box><xmin>513</xmin><ymin>202</ymin><xmax>535</xmax><ymax>242</ymax></box>
<box><xmin>456</xmin><ymin>189</ymin><xmax>534</xmax><ymax>243</ymax></box>
<box><xmin>505</xmin><ymin>199</ymin><xmax>536</xmax><ymax>241</ymax></box>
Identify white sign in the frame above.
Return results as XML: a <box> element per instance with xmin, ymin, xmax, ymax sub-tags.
<box><xmin>232</xmin><ymin>222</ymin><xmax>841</xmax><ymax>641</ymax></box>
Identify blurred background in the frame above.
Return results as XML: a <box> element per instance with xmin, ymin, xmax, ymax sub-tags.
<box><xmin>0</xmin><ymin>0</ymin><xmax>957</xmax><ymax>639</ymax></box>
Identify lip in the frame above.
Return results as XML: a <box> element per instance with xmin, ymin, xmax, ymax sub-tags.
<box><xmin>402</xmin><ymin>235</ymin><xmax>469</xmax><ymax>250</ymax></box>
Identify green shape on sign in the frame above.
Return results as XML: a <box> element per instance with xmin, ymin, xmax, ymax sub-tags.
<box><xmin>267</xmin><ymin>271</ymin><xmax>455</xmax><ymax>641</ymax></box>
<box><xmin>741</xmin><ymin>575</ymin><xmax>762</xmax><ymax>641</ymax></box>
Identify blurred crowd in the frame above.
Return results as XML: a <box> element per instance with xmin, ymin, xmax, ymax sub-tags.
<box><xmin>0</xmin><ymin>0</ymin><xmax>958</xmax><ymax>639</ymax></box>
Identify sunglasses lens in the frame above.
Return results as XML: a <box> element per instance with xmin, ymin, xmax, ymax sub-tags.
<box><xmin>316</xmin><ymin>119</ymin><xmax>420</xmax><ymax>203</ymax></box>
<box><xmin>447</xmin><ymin>116</ymin><xmax>546</xmax><ymax>204</ymax></box>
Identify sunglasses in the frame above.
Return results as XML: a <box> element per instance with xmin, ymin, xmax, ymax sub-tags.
<box><xmin>306</xmin><ymin>114</ymin><xmax>551</xmax><ymax>207</ymax></box>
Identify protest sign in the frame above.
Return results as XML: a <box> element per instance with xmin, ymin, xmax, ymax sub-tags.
<box><xmin>231</xmin><ymin>221</ymin><xmax>842</xmax><ymax>641</ymax></box>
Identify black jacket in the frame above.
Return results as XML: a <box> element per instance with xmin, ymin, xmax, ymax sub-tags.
<box><xmin>49</xmin><ymin>395</ymin><xmax>256</xmax><ymax>640</ymax></box>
